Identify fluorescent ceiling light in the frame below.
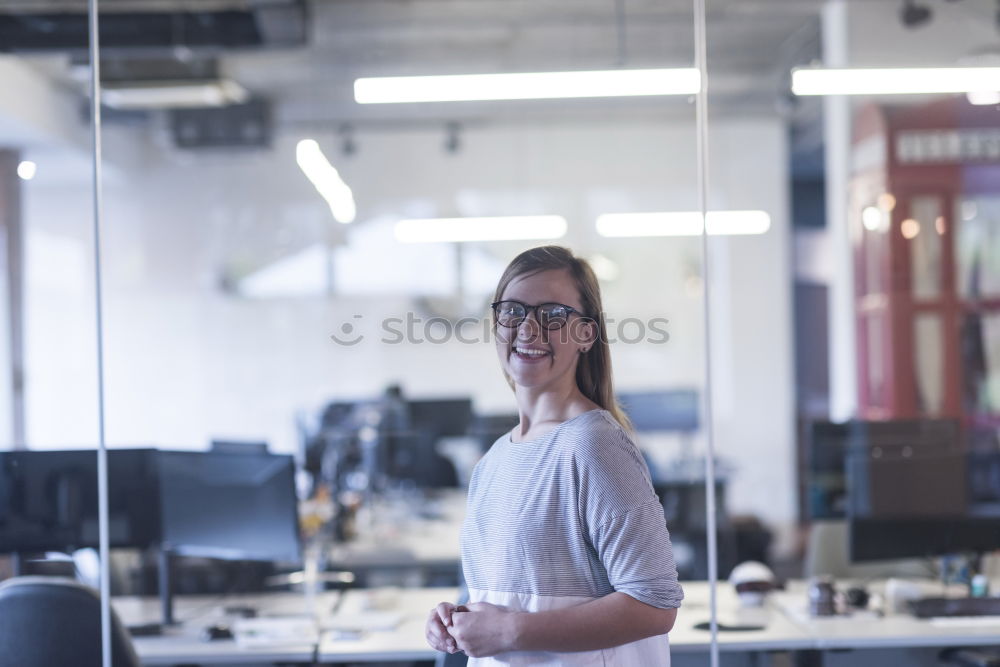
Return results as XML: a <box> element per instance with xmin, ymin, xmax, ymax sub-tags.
<box><xmin>395</xmin><ymin>216</ymin><xmax>567</xmax><ymax>243</ymax></box>
<box><xmin>355</xmin><ymin>68</ymin><xmax>700</xmax><ymax>104</ymax></box>
<box><xmin>792</xmin><ymin>67</ymin><xmax>1000</xmax><ymax>96</ymax></box>
<box><xmin>296</xmin><ymin>139</ymin><xmax>356</xmax><ymax>224</ymax></box>
<box><xmin>596</xmin><ymin>211</ymin><xmax>771</xmax><ymax>237</ymax></box>
<box><xmin>17</xmin><ymin>160</ymin><xmax>36</xmax><ymax>180</ymax></box>
<box><xmin>101</xmin><ymin>79</ymin><xmax>248</xmax><ymax>109</ymax></box>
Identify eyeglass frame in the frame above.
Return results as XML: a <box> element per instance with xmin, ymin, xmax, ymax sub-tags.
<box><xmin>490</xmin><ymin>299</ymin><xmax>592</xmax><ymax>330</ymax></box>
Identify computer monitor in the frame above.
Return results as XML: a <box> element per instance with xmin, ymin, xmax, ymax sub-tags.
<box><xmin>407</xmin><ymin>398</ymin><xmax>473</xmax><ymax>438</ymax></box>
<box><xmin>617</xmin><ymin>390</ymin><xmax>699</xmax><ymax>432</ymax></box>
<box><xmin>844</xmin><ymin>419</ymin><xmax>1000</xmax><ymax>561</ymax></box>
<box><xmin>0</xmin><ymin>449</ymin><xmax>161</xmax><ymax>553</ymax></box>
<box><xmin>158</xmin><ymin>451</ymin><xmax>301</xmax><ymax>564</ymax></box>
<box><xmin>806</xmin><ymin>419</ymin><xmax>963</xmax><ymax>521</ymax></box>
<box><xmin>805</xmin><ymin>421</ymin><xmax>859</xmax><ymax>520</ymax></box>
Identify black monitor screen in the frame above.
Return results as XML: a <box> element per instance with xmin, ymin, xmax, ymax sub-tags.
<box><xmin>618</xmin><ymin>390</ymin><xmax>699</xmax><ymax>432</ymax></box>
<box><xmin>158</xmin><ymin>451</ymin><xmax>301</xmax><ymax>564</ymax></box>
<box><xmin>0</xmin><ymin>449</ymin><xmax>161</xmax><ymax>553</ymax></box>
<box><xmin>844</xmin><ymin>419</ymin><xmax>1000</xmax><ymax>561</ymax></box>
<box><xmin>408</xmin><ymin>398</ymin><xmax>473</xmax><ymax>438</ymax></box>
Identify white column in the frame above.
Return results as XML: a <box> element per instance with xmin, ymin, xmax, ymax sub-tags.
<box><xmin>822</xmin><ymin>0</ymin><xmax>858</xmax><ymax>421</ymax></box>
<box><xmin>0</xmin><ymin>150</ymin><xmax>23</xmax><ymax>449</ymax></box>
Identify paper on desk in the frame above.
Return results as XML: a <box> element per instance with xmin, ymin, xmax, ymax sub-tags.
<box><xmin>232</xmin><ymin>617</ymin><xmax>320</xmax><ymax>647</ymax></box>
<box><xmin>324</xmin><ymin>611</ymin><xmax>403</xmax><ymax>632</ymax></box>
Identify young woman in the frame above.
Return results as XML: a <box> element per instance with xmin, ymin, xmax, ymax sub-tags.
<box><xmin>425</xmin><ymin>246</ymin><xmax>683</xmax><ymax>665</ymax></box>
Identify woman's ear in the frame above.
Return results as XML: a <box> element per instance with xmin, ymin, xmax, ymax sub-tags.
<box><xmin>574</xmin><ymin>317</ymin><xmax>598</xmax><ymax>353</ymax></box>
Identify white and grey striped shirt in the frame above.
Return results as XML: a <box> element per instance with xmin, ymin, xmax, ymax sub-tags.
<box><xmin>461</xmin><ymin>408</ymin><xmax>683</xmax><ymax>666</ymax></box>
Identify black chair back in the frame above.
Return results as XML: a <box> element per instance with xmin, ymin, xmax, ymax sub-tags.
<box><xmin>0</xmin><ymin>576</ymin><xmax>141</xmax><ymax>667</ymax></box>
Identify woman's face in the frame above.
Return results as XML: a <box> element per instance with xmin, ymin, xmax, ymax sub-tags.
<box><xmin>494</xmin><ymin>268</ymin><xmax>595</xmax><ymax>392</ymax></box>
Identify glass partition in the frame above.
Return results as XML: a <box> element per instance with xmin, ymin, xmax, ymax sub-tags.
<box><xmin>0</xmin><ymin>12</ymin><xmax>112</xmax><ymax>666</ymax></box>
<box><xmin>707</xmin><ymin>2</ymin><xmax>1000</xmax><ymax>664</ymax></box>
<box><xmin>18</xmin><ymin>0</ymin><xmax>1000</xmax><ymax>664</ymax></box>
<box><xmin>91</xmin><ymin>0</ymin><xmax>709</xmax><ymax>663</ymax></box>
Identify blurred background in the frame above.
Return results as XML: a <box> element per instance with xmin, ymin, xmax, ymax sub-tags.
<box><xmin>0</xmin><ymin>0</ymin><xmax>999</xmax><ymax>664</ymax></box>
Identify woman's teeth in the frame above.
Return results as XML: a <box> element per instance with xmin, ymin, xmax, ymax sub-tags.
<box><xmin>515</xmin><ymin>347</ymin><xmax>549</xmax><ymax>357</ymax></box>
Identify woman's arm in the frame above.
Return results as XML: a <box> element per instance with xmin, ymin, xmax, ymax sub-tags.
<box><xmin>449</xmin><ymin>592</ymin><xmax>677</xmax><ymax>658</ymax></box>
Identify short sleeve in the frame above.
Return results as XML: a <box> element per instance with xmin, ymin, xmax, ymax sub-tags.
<box><xmin>574</xmin><ymin>414</ymin><xmax>684</xmax><ymax>609</ymax></box>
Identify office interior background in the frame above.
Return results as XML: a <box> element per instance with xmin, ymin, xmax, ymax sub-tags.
<box><xmin>0</xmin><ymin>0</ymin><xmax>999</xmax><ymax>665</ymax></box>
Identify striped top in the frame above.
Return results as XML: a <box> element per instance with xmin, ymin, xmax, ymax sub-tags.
<box><xmin>460</xmin><ymin>408</ymin><xmax>683</xmax><ymax>664</ymax></box>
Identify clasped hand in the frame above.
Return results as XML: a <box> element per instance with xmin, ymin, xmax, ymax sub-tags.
<box><xmin>424</xmin><ymin>601</ymin><xmax>516</xmax><ymax>658</ymax></box>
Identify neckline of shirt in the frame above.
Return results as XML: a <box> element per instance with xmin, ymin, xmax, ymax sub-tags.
<box><xmin>505</xmin><ymin>408</ymin><xmax>608</xmax><ymax>445</ymax></box>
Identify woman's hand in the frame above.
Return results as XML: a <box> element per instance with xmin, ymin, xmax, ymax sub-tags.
<box><xmin>425</xmin><ymin>602</ymin><xmax>460</xmax><ymax>654</ymax></box>
<box><xmin>450</xmin><ymin>602</ymin><xmax>519</xmax><ymax>658</ymax></box>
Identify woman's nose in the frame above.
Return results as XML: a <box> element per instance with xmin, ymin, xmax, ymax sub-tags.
<box><xmin>517</xmin><ymin>312</ymin><xmax>541</xmax><ymax>337</ymax></box>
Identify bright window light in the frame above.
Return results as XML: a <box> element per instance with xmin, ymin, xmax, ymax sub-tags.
<box><xmin>792</xmin><ymin>67</ymin><xmax>1000</xmax><ymax>96</ymax></box>
<box><xmin>355</xmin><ymin>68</ymin><xmax>700</xmax><ymax>104</ymax></box>
<box><xmin>395</xmin><ymin>216</ymin><xmax>567</xmax><ymax>243</ymax></box>
<box><xmin>596</xmin><ymin>211</ymin><xmax>771</xmax><ymax>237</ymax></box>
<box><xmin>296</xmin><ymin>139</ymin><xmax>356</xmax><ymax>224</ymax></box>
<box><xmin>17</xmin><ymin>160</ymin><xmax>36</xmax><ymax>180</ymax></box>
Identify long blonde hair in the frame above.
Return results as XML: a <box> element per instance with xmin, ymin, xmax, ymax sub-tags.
<box><xmin>492</xmin><ymin>246</ymin><xmax>633</xmax><ymax>432</ymax></box>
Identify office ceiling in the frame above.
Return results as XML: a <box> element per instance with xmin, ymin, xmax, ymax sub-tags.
<box><xmin>3</xmin><ymin>0</ymin><xmax>826</xmax><ymax>128</ymax></box>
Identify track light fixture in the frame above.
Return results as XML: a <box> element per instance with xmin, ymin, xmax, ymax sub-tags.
<box><xmin>900</xmin><ymin>0</ymin><xmax>933</xmax><ymax>28</ymax></box>
<box><xmin>339</xmin><ymin>123</ymin><xmax>356</xmax><ymax>157</ymax></box>
<box><xmin>444</xmin><ymin>122</ymin><xmax>461</xmax><ymax>154</ymax></box>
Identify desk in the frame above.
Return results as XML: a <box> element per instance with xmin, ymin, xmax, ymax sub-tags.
<box><xmin>115</xmin><ymin>592</ymin><xmax>326</xmax><ymax>666</ymax></box>
<box><xmin>668</xmin><ymin>582</ymin><xmax>816</xmax><ymax>653</ymax></box>
<box><xmin>318</xmin><ymin>587</ymin><xmax>456</xmax><ymax>663</ymax></box>
<box><xmin>773</xmin><ymin>582</ymin><xmax>1000</xmax><ymax>651</ymax></box>
<box><xmin>114</xmin><ymin>581</ymin><xmax>1000</xmax><ymax>666</ymax></box>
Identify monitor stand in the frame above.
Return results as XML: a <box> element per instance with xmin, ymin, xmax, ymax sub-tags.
<box><xmin>158</xmin><ymin>548</ymin><xmax>176</xmax><ymax>627</ymax></box>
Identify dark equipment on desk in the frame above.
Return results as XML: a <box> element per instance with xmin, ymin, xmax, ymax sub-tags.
<box><xmin>842</xmin><ymin>418</ymin><xmax>1000</xmax><ymax>562</ymax></box>
<box><xmin>692</xmin><ymin>620</ymin><xmax>766</xmax><ymax>632</ymax></box>
<box><xmin>397</xmin><ymin>398</ymin><xmax>470</xmax><ymax>488</ymax></box>
<box><xmin>804</xmin><ymin>421</ymin><xmax>857</xmax><ymax>520</ymax></box>
<box><xmin>618</xmin><ymin>389</ymin><xmax>699</xmax><ymax>432</ymax></box>
<box><xmin>468</xmin><ymin>413</ymin><xmax>520</xmax><ymax>452</ymax></box>
<box><xmin>805</xmin><ymin>418</ymin><xmax>961</xmax><ymax>521</ymax></box>
<box><xmin>0</xmin><ymin>448</ymin><xmax>302</xmax><ymax>629</ymax></box>
<box><xmin>0</xmin><ymin>449</ymin><xmax>162</xmax><ymax>554</ymax></box>
<box><xmin>0</xmin><ymin>577</ymin><xmax>141</xmax><ymax>667</ymax></box>
<box><xmin>911</xmin><ymin>596</ymin><xmax>1000</xmax><ymax>618</ymax></box>
<box><xmin>306</xmin><ymin>394</ymin><xmax>469</xmax><ymax>495</ymax></box>
<box><xmin>407</xmin><ymin>398</ymin><xmax>473</xmax><ymax>438</ymax></box>
<box><xmin>201</xmin><ymin>623</ymin><xmax>234</xmax><ymax>641</ymax></box>
<box><xmin>158</xmin><ymin>450</ymin><xmax>301</xmax><ymax>563</ymax></box>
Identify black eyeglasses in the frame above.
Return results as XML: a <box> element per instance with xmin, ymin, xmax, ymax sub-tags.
<box><xmin>491</xmin><ymin>300</ymin><xmax>587</xmax><ymax>330</ymax></box>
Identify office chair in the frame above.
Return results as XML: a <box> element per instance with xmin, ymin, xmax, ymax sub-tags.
<box><xmin>0</xmin><ymin>576</ymin><xmax>141</xmax><ymax>667</ymax></box>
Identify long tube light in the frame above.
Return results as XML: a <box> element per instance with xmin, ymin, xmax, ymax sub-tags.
<box><xmin>355</xmin><ymin>68</ymin><xmax>700</xmax><ymax>104</ymax></box>
<box><xmin>296</xmin><ymin>139</ymin><xmax>356</xmax><ymax>224</ymax></box>
<box><xmin>596</xmin><ymin>211</ymin><xmax>771</xmax><ymax>237</ymax></box>
<box><xmin>395</xmin><ymin>216</ymin><xmax>567</xmax><ymax>243</ymax></box>
<box><xmin>792</xmin><ymin>67</ymin><xmax>1000</xmax><ymax>96</ymax></box>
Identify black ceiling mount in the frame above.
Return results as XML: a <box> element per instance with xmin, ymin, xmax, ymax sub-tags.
<box><xmin>0</xmin><ymin>0</ymin><xmax>306</xmax><ymax>54</ymax></box>
<box><xmin>900</xmin><ymin>0</ymin><xmax>933</xmax><ymax>28</ymax></box>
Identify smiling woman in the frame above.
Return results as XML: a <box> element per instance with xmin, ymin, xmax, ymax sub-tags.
<box><xmin>425</xmin><ymin>246</ymin><xmax>684</xmax><ymax>665</ymax></box>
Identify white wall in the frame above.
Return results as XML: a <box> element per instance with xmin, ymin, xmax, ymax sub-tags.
<box><xmin>21</xmin><ymin>115</ymin><xmax>795</xmax><ymax>537</ymax></box>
